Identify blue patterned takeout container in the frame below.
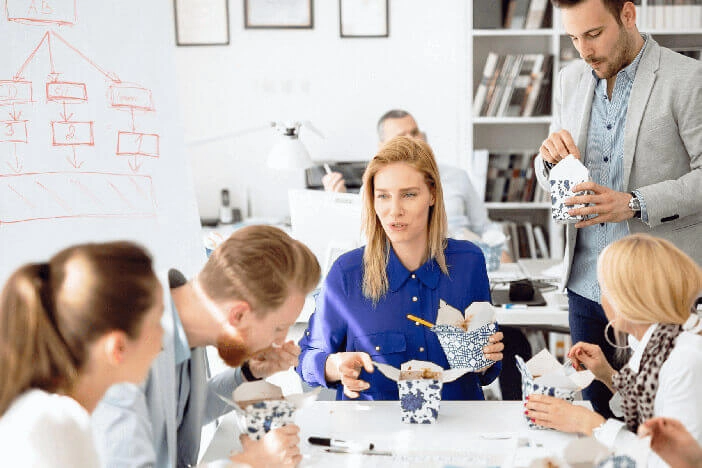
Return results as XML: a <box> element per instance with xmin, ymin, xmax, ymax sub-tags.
<box><xmin>219</xmin><ymin>380</ymin><xmax>320</xmax><ymax>440</ymax></box>
<box><xmin>516</xmin><ymin>349</ymin><xmax>594</xmax><ymax>430</ymax></box>
<box><xmin>374</xmin><ymin>360</ymin><xmax>471</xmax><ymax>424</ymax></box>
<box><xmin>431</xmin><ymin>300</ymin><xmax>497</xmax><ymax>371</ymax></box>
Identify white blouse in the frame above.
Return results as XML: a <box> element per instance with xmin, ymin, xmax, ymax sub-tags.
<box><xmin>0</xmin><ymin>389</ymin><xmax>100</xmax><ymax>467</ymax></box>
<box><xmin>595</xmin><ymin>314</ymin><xmax>702</xmax><ymax>467</ymax></box>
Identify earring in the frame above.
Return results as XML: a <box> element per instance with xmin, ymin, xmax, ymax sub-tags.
<box><xmin>604</xmin><ymin>320</ymin><xmax>630</xmax><ymax>349</ymax></box>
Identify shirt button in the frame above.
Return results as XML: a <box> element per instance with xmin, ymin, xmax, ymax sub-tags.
<box><xmin>419</xmin><ymin>347</ymin><xmax>425</xmax><ymax>352</ymax></box>
<box><xmin>603</xmin><ymin>157</ymin><xmax>609</xmax><ymax>162</ymax></box>
<box><xmin>411</xmin><ymin>274</ymin><xmax>416</xmax><ymax>279</ymax></box>
<box><xmin>600</xmin><ymin>223</ymin><xmax>605</xmax><ymax>227</ymax></box>
<box><xmin>375</xmin><ymin>346</ymin><xmax>381</xmax><ymax>351</ymax></box>
<box><xmin>606</xmin><ymin>124</ymin><xmax>612</xmax><ymax>130</ymax></box>
<box><xmin>412</xmin><ymin>296</ymin><xmax>418</xmax><ymax>302</ymax></box>
<box><xmin>306</xmin><ymin>331</ymin><xmax>310</xmax><ymax>336</ymax></box>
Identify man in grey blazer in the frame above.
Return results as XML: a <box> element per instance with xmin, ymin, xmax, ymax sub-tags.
<box><xmin>92</xmin><ymin>226</ymin><xmax>321</xmax><ymax>467</ymax></box>
<box><xmin>534</xmin><ymin>0</ymin><xmax>701</xmax><ymax>418</ymax></box>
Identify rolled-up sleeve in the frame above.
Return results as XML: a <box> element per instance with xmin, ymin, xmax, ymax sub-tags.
<box><xmin>297</xmin><ymin>262</ymin><xmax>350</xmax><ymax>389</ymax></box>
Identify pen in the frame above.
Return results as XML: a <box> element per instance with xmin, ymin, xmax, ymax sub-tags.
<box><xmin>323</xmin><ymin>163</ymin><xmax>333</xmax><ymax>175</ymax></box>
<box><xmin>308</xmin><ymin>436</ymin><xmax>375</xmax><ymax>451</ymax></box>
<box><xmin>503</xmin><ymin>303</ymin><xmax>528</xmax><ymax>310</ymax></box>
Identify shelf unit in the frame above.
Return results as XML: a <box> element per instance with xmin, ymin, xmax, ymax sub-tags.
<box><xmin>464</xmin><ymin>0</ymin><xmax>702</xmax><ymax>260</ymax></box>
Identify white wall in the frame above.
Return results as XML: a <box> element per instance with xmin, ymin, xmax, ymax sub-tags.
<box><xmin>175</xmin><ymin>1</ymin><xmax>469</xmax><ymax>219</ymax></box>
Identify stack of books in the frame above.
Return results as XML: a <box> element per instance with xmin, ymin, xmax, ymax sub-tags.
<box><xmin>473</xmin><ymin>53</ymin><xmax>553</xmax><ymax>117</ymax></box>
<box><xmin>483</xmin><ymin>151</ymin><xmax>546</xmax><ymax>203</ymax></box>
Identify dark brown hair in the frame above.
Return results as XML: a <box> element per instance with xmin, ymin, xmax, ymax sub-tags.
<box><xmin>198</xmin><ymin>225</ymin><xmax>320</xmax><ymax>313</ymax></box>
<box><xmin>0</xmin><ymin>242</ymin><xmax>159</xmax><ymax>415</ymax></box>
<box><xmin>551</xmin><ymin>0</ymin><xmax>628</xmax><ymax>24</ymax></box>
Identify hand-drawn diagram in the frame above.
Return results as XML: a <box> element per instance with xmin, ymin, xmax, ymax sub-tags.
<box><xmin>1</xmin><ymin>1</ymin><xmax>160</xmax><ymax>224</ymax></box>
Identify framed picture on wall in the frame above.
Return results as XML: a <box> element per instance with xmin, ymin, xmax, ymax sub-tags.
<box><xmin>339</xmin><ymin>0</ymin><xmax>388</xmax><ymax>38</ymax></box>
<box><xmin>174</xmin><ymin>0</ymin><xmax>230</xmax><ymax>46</ymax></box>
<box><xmin>244</xmin><ymin>0</ymin><xmax>314</xmax><ymax>29</ymax></box>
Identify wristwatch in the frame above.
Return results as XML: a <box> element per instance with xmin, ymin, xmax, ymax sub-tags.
<box><xmin>628</xmin><ymin>192</ymin><xmax>641</xmax><ymax>219</ymax></box>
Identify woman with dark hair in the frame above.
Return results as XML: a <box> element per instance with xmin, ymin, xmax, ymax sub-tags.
<box><xmin>0</xmin><ymin>242</ymin><xmax>164</xmax><ymax>466</ymax></box>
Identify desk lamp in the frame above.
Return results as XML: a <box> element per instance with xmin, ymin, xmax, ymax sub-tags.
<box><xmin>267</xmin><ymin>122</ymin><xmax>318</xmax><ymax>170</ymax></box>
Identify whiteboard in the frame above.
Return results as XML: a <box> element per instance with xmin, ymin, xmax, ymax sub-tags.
<box><xmin>0</xmin><ymin>0</ymin><xmax>204</xmax><ymax>283</ymax></box>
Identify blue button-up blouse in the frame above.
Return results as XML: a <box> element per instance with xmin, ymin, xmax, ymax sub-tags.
<box><xmin>297</xmin><ymin>238</ymin><xmax>501</xmax><ymax>401</ymax></box>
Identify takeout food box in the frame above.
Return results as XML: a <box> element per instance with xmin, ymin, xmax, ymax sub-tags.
<box><xmin>374</xmin><ymin>360</ymin><xmax>471</xmax><ymax>424</ymax></box>
<box><xmin>221</xmin><ymin>381</ymin><xmax>319</xmax><ymax>440</ymax></box>
<box><xmin>516</xmin><ymin>349</ymin><xmax>595</xmax><ymax>429</ymax></box>
<box><xmin>431</xmin><ymin>300</ymin><xmax>497</xmax><ymax>371</ymax></box>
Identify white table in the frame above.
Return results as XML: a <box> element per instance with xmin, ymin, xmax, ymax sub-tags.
<box><xmin>200</xmin><ymin>401</ymin><xmax>587</xmax><ymax>467</ymax></box>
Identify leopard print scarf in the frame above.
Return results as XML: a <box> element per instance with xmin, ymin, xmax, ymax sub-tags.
<box><xmin>611</xmin><ymin>323</ymin><xmax>682</xmax><ymax>433</ymax></box>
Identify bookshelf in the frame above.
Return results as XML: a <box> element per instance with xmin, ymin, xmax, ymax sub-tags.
<box><xmin>465</xmin><ymin>0</ymin><xmax>702</xmax><ymax>260</ymax></box>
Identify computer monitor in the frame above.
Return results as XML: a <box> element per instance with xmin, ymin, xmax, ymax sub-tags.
<box><xmin>288</xmin><ymin>189</ymin><xmax>363</xmax><ymax>277</ymax></box>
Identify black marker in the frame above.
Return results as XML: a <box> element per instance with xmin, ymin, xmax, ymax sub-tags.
<box><xmin>308</xmin><ymin>436</ymin><xmax>374</xmax><ymax>451</ymax></box>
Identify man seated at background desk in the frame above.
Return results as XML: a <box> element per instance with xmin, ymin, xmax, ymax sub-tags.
<box><xmin>298</xmin><ymin>136</ymin><xmax>504</xmax><ymax>400</ymax></box>
<box><xmin>323</xmin><ymin>109</ymin><xmax>495</xmax><ymax>238</ymax></box>
<box><xmin>321</xmin><ymin>109</ymin><xmax>530</xmax><ymax>400</ymax></box>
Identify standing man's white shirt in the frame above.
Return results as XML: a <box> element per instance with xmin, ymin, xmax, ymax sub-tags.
<box><xmin>0</xmin><ymin>389</ymin><xmax>100</xmax><ymax>468</ymax></box>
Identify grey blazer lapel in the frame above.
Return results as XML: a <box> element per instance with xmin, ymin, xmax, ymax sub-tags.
<box><xmin>575</xmin><ymin>72</ymin><xmax>595</xmax><ymax>155</ymax></box>
<box><xmin>623</xmin><ymin>38</ymin><xmax>660</xmax><ymax>190</ymax></box>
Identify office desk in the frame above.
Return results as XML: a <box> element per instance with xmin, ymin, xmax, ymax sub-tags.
<box><xmin>200</xmin><ymin>401</ymin><xmax>586</xmax><ymax>467</ymax></box>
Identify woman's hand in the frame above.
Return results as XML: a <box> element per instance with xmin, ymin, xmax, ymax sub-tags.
<box><xmin>325</xmin><ymin>352</ymin><xmax>374</xmax><ymax>398</ymax></box>
<box><xmin>476</xmin><ymin>331</ymin><xmax>504</xmax><ymax>372</ymax></box>
<box><xmin>233</xmin><ymin>424</ymin><xmax>302</xmax><ymax>468</ymax></box>
<box><xmin>247</xmin><ymin>341</ymin><xmax>301</xmax><ymax>380</ymax></box>
<box><xmin>567</xmin><ymin>342</ymin><xmax>616</xmax><ymax>390</ymax></box>
<box><xmin>639</xmin><ymin>417</ymin><xmax>702</xmax><ymax>468</ymax></box>
<box><xmin>525</xmin><ymin>394</ymin><xmax>605</xmax><ymax>435</ymax></box>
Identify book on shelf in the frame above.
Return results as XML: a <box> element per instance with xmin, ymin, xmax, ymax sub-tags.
<box><xmin>483</xmin><ymin>151</ymin><xmax>540</xmax><ymax>202</ymax></box>
<box><xmin>486</xmin><ymin>54</ymin><xmax>516</xmax><ymax>117</ymax></box>
<box><xmin>524</xmin><ymin>0</ymin><xmax>549</xmax><ymax>29</ymax></box>
<box><xmin>496</xmin><ymin>54</ymin><xmax>524</xmax><ymax>117</ymax></box>
<box><xmin>533</xmin><ymin>224</ymin><xmax>550</xmax><ymax>258</ymax></box>
<box><xmin>480</xmin><ymin>54</ymin><xmax>507</xmax><ymax>117</ymax></box>
<box><xmin>504</xmin><ymin>0</ymin><xmax>531</xmax><ymax>29</ymax></box>
<box><xmin>473</xmin><ymin>53</ymin><xmax>553</xmax><ymax>117</ymax></box>
<box><xmin>523</xmin><ymin>221</ymin><xmax>538</xmax><ymax>258</ymax></box>
<box><xmin>473</xmin><ymin>52</ymin><xmax>500</xmax><ymax>117</ymax></box>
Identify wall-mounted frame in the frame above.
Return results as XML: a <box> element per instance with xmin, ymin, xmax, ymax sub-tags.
<box><xmin>174</xmin><ymin>0</ymin><xmax>230</xmax><ymax>46</ymax></box>
<box><xmin>339</xmin><ymin>0</ymin><xmax>388</xmax><ymax>38</ymax></box>
<box><xmin>244</xmin><ymin>0</ymin><xmax>314</xmax><ymax>29</ymax></box>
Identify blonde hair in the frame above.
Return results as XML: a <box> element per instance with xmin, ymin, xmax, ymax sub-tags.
<box><xmin>597</xmin><ymin>234</ymin><xmax>702</xmax><ymax>326</ymax></box>
<box><xmin>198</xmin><ymin>225</ymin><xmax>320</xmax><ymax>313</ymax></box>
<box><xmin>361</xmin><ymin>136</ymin><xmax>448</xmax><ymax>301</ymax></box>
<box><xmin>0</xmin><ymin>242</ymin><xmax>159</xmax><ymax>416</ymax></box>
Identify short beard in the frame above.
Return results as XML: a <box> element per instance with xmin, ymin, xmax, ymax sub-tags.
<box><xmin>216</xmin><ymin>329</ymin><xmax>252</xmax><ymax>368</ymax></box>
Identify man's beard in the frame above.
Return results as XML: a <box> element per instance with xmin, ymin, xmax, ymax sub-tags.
<box><xmin>216</xmin><ymin>328</ymin><xmax>254</xmax><ymax>368</ymax></box>
<box><xmin>589</xmin><ymin>27</ymin><xmax>633</xmax><ymax>79</ymax></box>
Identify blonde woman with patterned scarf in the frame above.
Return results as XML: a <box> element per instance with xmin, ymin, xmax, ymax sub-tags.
<box><xmin>525</xmin><ymin>233</ymin><xmax>702</xmax><ymax>467</ymax></box>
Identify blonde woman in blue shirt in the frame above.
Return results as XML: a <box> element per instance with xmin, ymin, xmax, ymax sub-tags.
<box><xmin>298</xmin><ymin>136</ymin><xmax>504</xmax><ymax>400</ymax></box>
